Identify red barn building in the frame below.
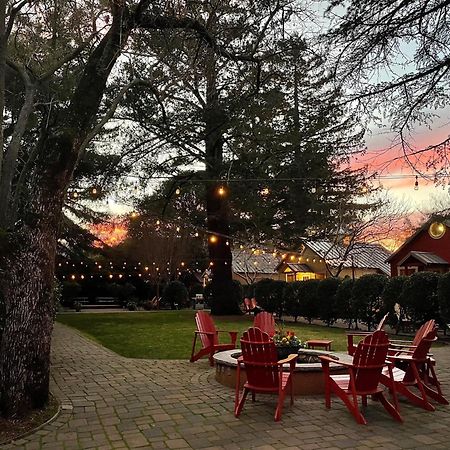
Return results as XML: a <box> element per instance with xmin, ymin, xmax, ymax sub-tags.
<box><xmin>387</xmin><ymin>219</ymin><xmax>450</xmax><ymax>276</ymax></box>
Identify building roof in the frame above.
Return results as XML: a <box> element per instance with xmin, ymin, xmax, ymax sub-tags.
<box><xmin>232</xmin><ymin>250</ymin><xmax>280</xmax><ymax>274</ymax></box>
<box><xmin>305</xmin><ymin>240</ymin><xmax>391</xmax><ymax>275</ymax></box>
<box><xmin>398</xmin><ymin>251</ymin><xmax>449</xmax><ymax>266</ymax></box>
<box><xmin>282</xmin><ymin>263</ymin><xmax>312</xmax><ymax>273</ymax></box>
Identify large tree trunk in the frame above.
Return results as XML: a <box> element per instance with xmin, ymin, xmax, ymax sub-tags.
<box><xmin>204</xmin><ymin>51</ymin><xmax>240</xmax><ymax>315</ymax></box>
<box><xmin>0</xmin><ymin>159</ymin><xmax>65</xmax><ymax>417</ymax></box>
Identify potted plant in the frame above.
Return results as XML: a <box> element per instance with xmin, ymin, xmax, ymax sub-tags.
<box><xmin>273</xmin><ymin>328</ymin><xmax>305</xmax><ymax>360</ymax></box>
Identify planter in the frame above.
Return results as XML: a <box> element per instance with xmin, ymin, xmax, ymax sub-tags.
<box><xmin>276</xmin><ymin>345</ymin><xmax>300</xmax><ymax>360</ymax></box>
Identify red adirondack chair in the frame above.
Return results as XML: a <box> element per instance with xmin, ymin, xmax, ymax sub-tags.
<box><xmin>254</xmin><ymin>311</ymin><xmax>276</xmax><ymax>337</ymax></box>
<box><xmin>235</xmin><ymin>327</ymin><xmax>297</xmax><ymax>421</ymax></box>
<box><xmin>320</xmin><ymin>330</ymin><xmax>402</xmax><ymax>425</ymax></box>
<box><xmin>346</xmin><ymin>312</ymin><xmax>389</xmax><ymax>356</ymax></box>
<box><xmin>190</xmin><ymin>311</ymin><xmax>238</xmax><ymax>366</ymax></box>
<box><xmin>381</xmin><ymin>320</ymin><xmax>448</xmax><ymax>411</ymax></box>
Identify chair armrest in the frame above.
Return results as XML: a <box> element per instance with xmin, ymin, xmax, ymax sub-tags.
<box><xmin>277</xmin><ymin>354</ymin><xmax>298</xmax><ymax>365</ymax></box>
<box><xmin>194</xmin><ymin>331</ymin><xmax>215</xmax><ymax>336</ymax></box>
<box><xmin>389</xmin><ymin>340</ymin><xmax>414</xmax><ymax>345</ymax></box>
<box><xmin>319</xmin><ymin>355</ymin><xmax>353</xmax><ymax>368</ymax></box>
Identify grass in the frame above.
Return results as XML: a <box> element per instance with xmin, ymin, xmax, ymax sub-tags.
<box><xmin>56</xmin><ymin>310</ymin><xmax>350</xmax><ymax>359</ymax></box>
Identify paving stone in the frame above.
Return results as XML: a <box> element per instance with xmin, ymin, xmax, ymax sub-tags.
<box><xmin>6</xmin><ymin>323</ymin><xmax>450</xmax><ymax>450</ymax></box>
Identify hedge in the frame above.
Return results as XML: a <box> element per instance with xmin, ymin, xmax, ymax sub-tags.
<box><xmin>250</xmin><ymin>271</ymin><xmax>446</xmax><ymax>330</ymax></box>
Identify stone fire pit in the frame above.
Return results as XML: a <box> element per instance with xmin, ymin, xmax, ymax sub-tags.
<box><xmin>213</xmin><ymin>348</ymin><xmax>351</xmax><ymax>395</ymax></box>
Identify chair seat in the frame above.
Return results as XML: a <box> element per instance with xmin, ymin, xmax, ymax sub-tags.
<box><xmin>244</xmin><ymin>372</ymin><xmax>291</xmax><ymax>393</ymax></box>
<box><xmin>330</xmin><ymin>374</ymin><xmax>384</xmax><ymax>395</ymax></box>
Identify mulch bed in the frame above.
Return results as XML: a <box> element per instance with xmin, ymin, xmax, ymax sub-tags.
<box><xmin>0</xmin><ymin>395</ymin><xmax>59</xmax><ymax>445</ymax></box>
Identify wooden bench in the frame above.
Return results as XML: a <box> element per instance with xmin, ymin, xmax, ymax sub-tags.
<box><xmin>306</xmin><ymin>339</ymin><xmax>333</xmax><ymax>351</ymax></box>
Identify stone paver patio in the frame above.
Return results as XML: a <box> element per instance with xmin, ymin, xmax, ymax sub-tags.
<box><xmin>4</xmin><ymin>323</ymin><xmax>450</xmax><ymax>450</ymax></box>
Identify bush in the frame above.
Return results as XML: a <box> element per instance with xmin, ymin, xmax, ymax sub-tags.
<box><xmin>352</xmin><ymin>274</ymin><xmax>388</xmax><ymax>331</ymax></box>
<box><xmin>254</xmin><ymin>279</ymin><xmax>286</xmax><ymax>318</ymax></box>
<box><xmin>317</xmin><ymin>277</ymin><xmax>340</xmax><ymax>326</ymax></box>
<box><xmin>61</xmin><ymin>281</ymin><xmax>82</xmax><ymax>306</ymax></box>
<box><xmin>402</xmin><ymin>272</ymin><xmax>440</xmax><ymax>326</ymax></box>
<box><xmin>381</xmin><ymin>275</ymin><xmax>408</xmax><ymax>331</ymax></box>
<box><xmin>438</xmin><ymin>272</ymin><xmax>450</xmax><ymax>324</ymax></box>
<box><xmin>298</xmin><ymin>280</ymin><xmax>320</xmax><ymax>324</ymax></box>
<box><xmin>126</xmin><ymin>299</ymin><xmax>138</xmax><ymax>311</ymax></box>
<box><xmin>335</xmin><ymin>277</ymin><xmax>355</xmax><ymax>328</ymax></box>
<box><xmin>163</xmin><ymin>281</ymin><xmax>189</xmax><ymax>309</ymax></box>
<box><xmin>284</xmin><ymin>282</ymin><xmax>303</xmax><ymax>322</ymax></box>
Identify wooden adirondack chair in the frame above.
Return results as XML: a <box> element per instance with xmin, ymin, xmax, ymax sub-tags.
<box><xmin>235</xmin><ymin>327</ymin><xmax>297</xmax><ymax>421</ymax></box>
<box><xmin>346</xmin><ymin>312</ymin><xmax>389</xmax><ymax>356</ymax></box>
<box><xmin>320</xmin><ymin>330</ymin><xmax>402</xmax><ymax>425</ymax></box>
<box><xmin>381</xmin><ymin>320</ymin><xmax>448</xmax><ymax>411</ymax></box>
<box><xmin>190</xmin><ymin>311</ymin><xmax>238</xmax><ymax>366</ymax></box>
<box><xmin>253</xmin><ymin>311</ymin><xmax>276</xmax><ymax>337</ymax></box>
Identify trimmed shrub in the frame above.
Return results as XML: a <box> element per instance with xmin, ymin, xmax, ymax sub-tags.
<box><xmin>438</xmin><ymin>272</ymin><xmax>450</xmax><ymax>325</ymax></box>
<box><xmin>284</xmin><ymin>282</ymin><xmax>303</xmax><ymax>322</ymax></box>
<box><xmin>401</xmin><ymin>272</ymin><xmax>440</xmax><ymax>326</ymax></box>
<box><xmin>352</xmin><ymin>274</ymin><xmax>388</xmax><ymax>331</ymax></box>
<box><xmin>335</xmin><ymin>277</ymin><xmax>355</xmax><ymax>328</ymax></box>
<box><xmin>317</xmin><ymin>277</ymin><xmax>340</xmax><ymax>326</ymax></box>
<box><xmin>298</xmin><ymin>280</ymin><xmax>320</xmax><ymax>324</ymax></box>
<box><xmin>61</xmin><ymin>281</ymin><xmax>82</xmax><ymax>306</ymax></box>
<box><xmin>254</xmin><ymin>279</ymin><xmax>286</xmax><ymax>318</ymax></box>
<box><xmin>381</xmin><ymin>275</ymin><xmax>408</xmax><ymax>331</ymax></box>
<box><xmin>163</xmin><ymin>281</ymin><xmax>189</xmax><ymax>309</ymax></box>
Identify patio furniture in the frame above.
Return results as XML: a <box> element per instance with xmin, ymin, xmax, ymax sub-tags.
<box><xmin>320</xmin><ymin>330</ymin><xmax>402</xmax><ymax>425</ymax></box>
<box><xmin>306</xmin><ymin>339</ymin><xmax>333</xmax><ymax>351</ymax></box>
<box><xmin>254</xmin><ymin>311</ymin><xmax>276</xmax><ymax>337</ymax></box>
<box><xmin>346</xmin><ymin>312</ymin><xmax>389</xmax><ymax>356</ymax></box>
<box><xmin>190</xmin><ymin>311</ymin><xmax>238</xmax><ymax>366</ymax></box>
<box><xmin>381</xmin><ymin>320</ymin><xmax>448</xmax><ymax>411</ymax></box>
<box><xmin>235</xmin><ymin>327</ymin><xmax>297</xmax><ymax>422</ymax></box>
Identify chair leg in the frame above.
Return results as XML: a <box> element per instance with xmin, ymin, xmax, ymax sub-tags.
<box><xmin>275</xmin><ymin>389</ymin><xmax>286</xmax><ymax>422</ymax></box>
<box><xmin>235</xmin><ymin>387</ymin><xmax>250</xmax><ymax>418</ymax></box>
<box><xmin>324</xmin><ymin>377</ymin><xmax>331</xmax><ymax>409</ymax></box>
<box><xmin>362</xmin><ymin>395</ymin><xmax>367</xmax><ymax>407</ymax></box>
<box><xmin>424</xmin><ymin>363</ymin><xmax>449</xmax><ymax>405</ymax></box>
<box><xmin>252</xmin><ymin>391</ymin><xmax>256</xmax><ymax>402</ymax></box>
<box><xmin>330</xmin><ymin>382</ymin><xmax>366</xmax><ymax>424</ymax></box>
<box><xmin>190</xmin><ymin>335</ymin><xmax>198</xmax><ymax>362</ymax></box>
<box><xmin>412</xmin><ymin>363</ymin><xmax>436</xmax><ymax>411</ymax></box>
<box><xmin>376</xmin><ymin>392</ymin><xmax>403</xmax><ymax>423</ymax></box>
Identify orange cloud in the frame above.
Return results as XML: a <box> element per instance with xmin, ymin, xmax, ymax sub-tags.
<box><xmin>91</xmin><ymin>221</ymin><xmax>128</xmax><ymax>247</ymax></box>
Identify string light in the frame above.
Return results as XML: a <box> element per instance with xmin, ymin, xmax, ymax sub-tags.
<box><xmin>175</xmin><ymin>187</ymin><xmax>181</xmax><ymax>195</ymax></box>
<box><xmin>260</xmin><ymin>187</ymin><xmax>270</xmax><ymax>196</ymax></box>
<box><xmin>209</xmin><ymin>235</ymin><xmax>218</xmax><ymax>244</ymax></box>
<box><xmin>414</xmin><ymin>175</ymin><xmax>419</xmax><ymax>191</ymax></box>
<box><xmin>218</xmin><ymin>186</ymin><xmax>226</xmax><ymax>196</ymax></box>
<box><xmin>130</xmin><ymin>211</ymin><xmax>139</xmax><ymax>219</ymax></box>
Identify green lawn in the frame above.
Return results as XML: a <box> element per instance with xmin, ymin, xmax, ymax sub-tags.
<box><xmin>56</xmin><ymin>310</ymin><xmax>350</xmax><ymax>359</ymax></box>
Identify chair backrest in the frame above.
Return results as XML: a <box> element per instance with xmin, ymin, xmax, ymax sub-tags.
<box><xmin>254</xmin><ymin>312</ymin><xmax>276</xmax><ymax>337</ymax></box>
<box><xmin>376</xmin><ymin>312</ymin><xmax>389</xmax><ymax>330</ymax></box>
<box><xmin>195</xmin><ymin>311</ymin><xmax>218</xmax><ymax>347</ymax></box>
<box><xmin>352</xmin><ymin>330</ymin><xmax>390</xmax><ymax>393</ymax></box>
<box><xmin>412</xmin><ymin>319</ymin><xmax>436</xmax><ymax>347</ymax></box>
<box><xmin>240</xmin><ymin>327</ymin><xmax>279</xmax><ymax>390</ymax></box>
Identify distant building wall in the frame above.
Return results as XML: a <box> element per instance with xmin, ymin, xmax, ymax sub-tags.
<box><xmin>389</xmin><ymin>226</ymin><xmax>450</xmax><ymax>276</ymax></box>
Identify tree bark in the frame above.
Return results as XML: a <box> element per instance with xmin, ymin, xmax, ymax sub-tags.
<box><xmin>0</xmin><ymin>157</ymin><xmax>64</xmax><ymax>417</ymax></box>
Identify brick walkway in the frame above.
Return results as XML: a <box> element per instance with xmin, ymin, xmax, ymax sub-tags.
<box><xmin>4</xmin><ymin>324</ymin><xmax>450</xmax><ymax>450</ymax></box>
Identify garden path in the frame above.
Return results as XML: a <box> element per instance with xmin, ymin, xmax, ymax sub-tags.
<box><xmin>4</xmin><ymin>323</ymin><xmax>450</xmax><ymax>449</ymax></box>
